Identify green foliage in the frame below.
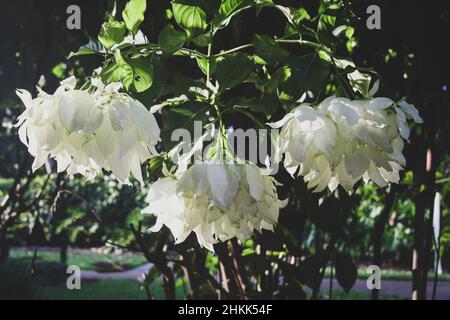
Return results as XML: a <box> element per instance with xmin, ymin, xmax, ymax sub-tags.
<box><xmin>278</xmin><ymin>53</ymin><xmax>329</xmax><ymax>107</ymax></box>
<box><xmin>122</xmin><ymin>0</ymin><xmax>147</xmax><ymax>35</ymax></box>
<box><xmin>213</xmin><ymin>0</ymin><xmax>254</xmax><ymax>30</ymax></box>
<box><xmin>111</xmin><ymin>51</ymin><xmax>154</xmax><ymax>92</ymax></box>
<box><xmin>171</xmin><ymin>0</ymin><xmax>213</xmax><ymax>38</ymax></box>
<box><xmin>161</xmin><ymin>101</ymin><xmax>211</xmax><ymax>149</ymax></box>
<box><xmin>252</xmin><ymin>34</ymin><xmax>290</xmax><ymax>64</ymax></box>
<box><xmin>67</xmin><ymin>40</ymin><xmax>105</xmax><ymax>59</ymax></box>
<box><xmin>98</xmin><ymin>18</ymin><xmax>126</xmax><ymax>49</ymax></box>
<box><xmin>158</xmin><ymin>25</ymin><xmax>187</xmax><ymax>54</ymax></box>
<box><xmin>215</xmin><ymin>53</ymin><xmax>254</xmax><ymax>91</ymax></box>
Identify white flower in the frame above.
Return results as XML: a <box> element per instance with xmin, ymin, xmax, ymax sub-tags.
<box><xmin>142</xmin><ymin>162</ymin><xmax>287</xmax><ymax>251</ymax></box>
<box><xmin>269</xmin><ymin>96</ymin><xmax>422</xmax><ymax>193</ymax></box>
<box><xmin>16</xmin><ymin>76</ymin><xmax>160</xmax><ymax>184</ymax></box>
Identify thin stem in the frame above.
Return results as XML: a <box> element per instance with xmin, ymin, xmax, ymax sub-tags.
<box><xmin>212</xmin><ymin>44</ymin><xmax>253</xmax><ymax>58</ymax></box>
<box><xmin>206</xmin><ymin>42</ymin><xmax>213</xmax><ymax>86</ymax></box>
<box><xmin>178</xmin><ymin>48</ymin><xmax>208</xmax><ymax>59</ymax></box>
<box><xmin>210</xmin><ymin>39</ymin><xmax>325</xmax><ymax>59</ymax></box>
<box><xmin>213</xmin><ymin>104</ymin><xmax>228</xmax><ymax>161</ymax></box>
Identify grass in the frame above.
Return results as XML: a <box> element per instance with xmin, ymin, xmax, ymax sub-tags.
<box><xmin>33</xmin><ymin>279</ymin><xmax>148</xmax><ymax>300</ymax></box>
<box><xmin>319</xmin><ymin>290</ymin><xmax>404</xmax><ymax>300</ymax></box>
<box><xmin>32</xmin><ymin>282</ymin><xmax>403</xmax><ymax>300</ymax></box>
<box><xmin>1</xmin><ymin>258</ymin><xmax>185</xmax><ymax>300</ymax></box>
<box><xmin>3</xmin><ymin>249</ymin><xmax>446</xmax><ymax>300</ymax></box>
<box><xmin>10</xmin><ymin>249</ymin><xmax>147</xmax><ymax>272</ymax></box>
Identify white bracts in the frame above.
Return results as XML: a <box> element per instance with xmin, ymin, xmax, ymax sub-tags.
<box><xmin>16</xmin><ymin>76</ymin><xmax>160</xmax><ymax>184</ymax></box>
<box><xmin>142</xmin><ymin>162</ymin><xmax>287</xmax><ymax>251</ymax></box>
<box><xmin>269</xmin><ymin>96</ymin><xmax>423</xmax><ymax>193</ymax></box>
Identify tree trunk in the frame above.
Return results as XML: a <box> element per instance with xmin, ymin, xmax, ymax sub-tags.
<box><xmin>412</xmin><ymin>148</ymin><xmax>436</xmax><ymax>300</ymax></box>
<box><xmin>0</xmin><ymin>231</ymin><xmax>9</xmax><ymax>267</ymax></box>
<box><xmin>371</xmin><ymin>189</ymin><xmax>396</xmax><ymax>300</ymax></box>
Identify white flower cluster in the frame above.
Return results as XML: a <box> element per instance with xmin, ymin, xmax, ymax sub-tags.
<box><xmin>16</xmin><ymin>77</ymin><xmax>160</xmax><ymax>184</ymax></box>
<box><xmin>270</xmin><ymin>96</ymin><xmax>423</xmax><ymax>193</ymax></box>
<box><xmin>142</xmin><ymin>162</ymin><xmax>287</xmax><ymax>251</ymax></box>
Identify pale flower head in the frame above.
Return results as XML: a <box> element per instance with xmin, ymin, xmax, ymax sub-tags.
<box><xmin>16</xmin><ymin>76</ymin><xmax>160</xmax><ymax>184</ymax></box>
<box><xmin>142</xmin><ymin>162</ymin><xmax>287</xmax><ymax>251</ymax></box>
<box><xmin>269</xmin><ymin>96</ymin><xmax>422</xmax><ymax>193</ymax></box>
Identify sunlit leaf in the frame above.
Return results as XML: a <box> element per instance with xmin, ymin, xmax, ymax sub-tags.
<box><xmin>122</xmin><ymin>0</ymin><xmax>147</xmax><ymax>35</ymax></box>
<box><xmin>98</xmin><ymin>18</ymin><xmax>126</xmax><ymax>49</ymax></box>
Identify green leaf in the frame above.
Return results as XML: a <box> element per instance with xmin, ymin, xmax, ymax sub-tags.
<box><xmin>165</xmin><ymin>74</ymin><xmax>209</xmax><ymax>98</ymax></box>
<box><xmin>98</xmin><ymin>18</ymin><xmax>126</xmax><ymax>49</ymax></box>
<box><xmin>227</xmin><ymin>96</ymin><xmax>278</xmax><ymax>116</ymax></box>
<box><xmin>334</xmin><ymin>253</ymin><xmax>357</xmax><ymax>293</ymax></box>
<box><xmin>345</xmin><ymin>26</ymin><xmax>355</xmax><ymax>39</ymax></box>
<box><xmin>309</xmin><ymin>196</ymin><xmax>340</xmax><ymax>233</ymax></box>
<box><xmin>68</xmin><ymin>47</ymin><xmax>96</xmax><ymax>59</ymax></box>
<box><xmin>100</xmin><ymin>63</ymin><xmax>121</xmax><ymax>84</ymax></box>
<box><xmin>292</xmin><ymin>253</ymin><xmax>328</xmax><ymax>289</ymax></box>
<box><xmin>129</xmin><ymin>57</ymin><xmax>154</xmax><ymax>92</ymax></box>
<box><xmin>252</xmin><ymin>34</ymin><xmax>290</xmax><ymax>64</ymax></box>
<box><xmin>51</xmin><ymin>63</ymin><xmax>67</xmax><ymax>79</ymax></box>
<box><xmin>158</xmin><ymin>25</ymin><xmax>187</xmax><ymax>54</ymax></box>
<box><xmin>278</xmin><ymin>53</ymin><xmax>329</xmax><ymax>107</ymax></box>
<box><xmin>198</xmin><ymin>0</ymin><xmax>221</xmax><ymax>19</ymax></box>
<box><xmin>215</xmin><ymin>53</ymin><xmax>253</xmax><ymax>91</ymax></box>
<box><xmin>172</xmin><ymin>0</ymin><xmax>210</xmax><ymax>38</ymax></box>
<box><xmin>112</xmin><ymin>51</ymin><xmax>153</xmax><ymax>92</ymax></box>
<box><xmin>332</xmin><ymin>25</ymin><xmax>348</xmax><ymax>37</ymax></box>
<box><xmin>196</xmin><ymin>57</ymin><xmax>217</xmax><ymax>75</ymax></box>
<box><xmin>192</xmin><ymin>33</ymin><xmax>212</xmax><ymax>47</ymax></box>
<box><xmin>321</xmin><ymin>53</ymin><xmax>373</xmax><ymax>97</ymax></box>
<box><xmin>122</xmin><ymin>0</ymin><xmax>147</xmax><ymax>35</ymax></box>
<box><xmin>114</xmin><ymin>51</ymin><xmax>134</xmax><ymax>90</ymax></box>
<box><xmin>317</xmin><ymin>3</ymin><xmax>347</xmax><ymax>46</ymax></box>
<box><xmin>161</xmin><ymin>101</ymin><xmax>211</xmax><ymax>149</ymax></box>
<box><xmin>264</xmin><ymin>67</ymin><xmax>286</xmax><ymax>93</ymax></box>
<box><xmin>269</xmin><ymin>5</ymin><xmax>310</xmax><ymax>30</ymax></box>
<box><xmin>212</xmin><ymin>0</ymin><xmax>255</xmax><ymax>30</ymax></box>
<box><xmin>67</xmin><ymin>40</ymin><xmax>105</xmax><ymax>59</ymax></box>
<box><xmin>135</xmin><ymin>55</ymin><xmax>167</xmax><ymax>103</ymax></box>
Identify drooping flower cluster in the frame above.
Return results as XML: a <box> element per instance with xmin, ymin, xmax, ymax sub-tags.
<box><xmin>269</xmin><ymin>96</ymin><xmax>423</xmax><ymax>192</ymax></box>
<box><xmin>16</xmin><ymin>76</ymin><xmax>160</xmax><ymax>184</ymax></box>
<box><xmin>142</xmin><ymin>162</ymin><xmax>287</xmax><ymax>251</ymax></box>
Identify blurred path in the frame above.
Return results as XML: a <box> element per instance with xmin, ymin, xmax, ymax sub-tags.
<box><xmin>81</xmin><ymin>263</ymin><xmax>152</xmax><ymax>282</ymax></box>
<box><xmin>321</xmin><ymin>279</ymin><xmax>450</xmax><ymax>300</ymax></box>
<box><xmin>80</xmin><ymin>262</ymin><xmax>450</xmax><ymax>300</ymax></box>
